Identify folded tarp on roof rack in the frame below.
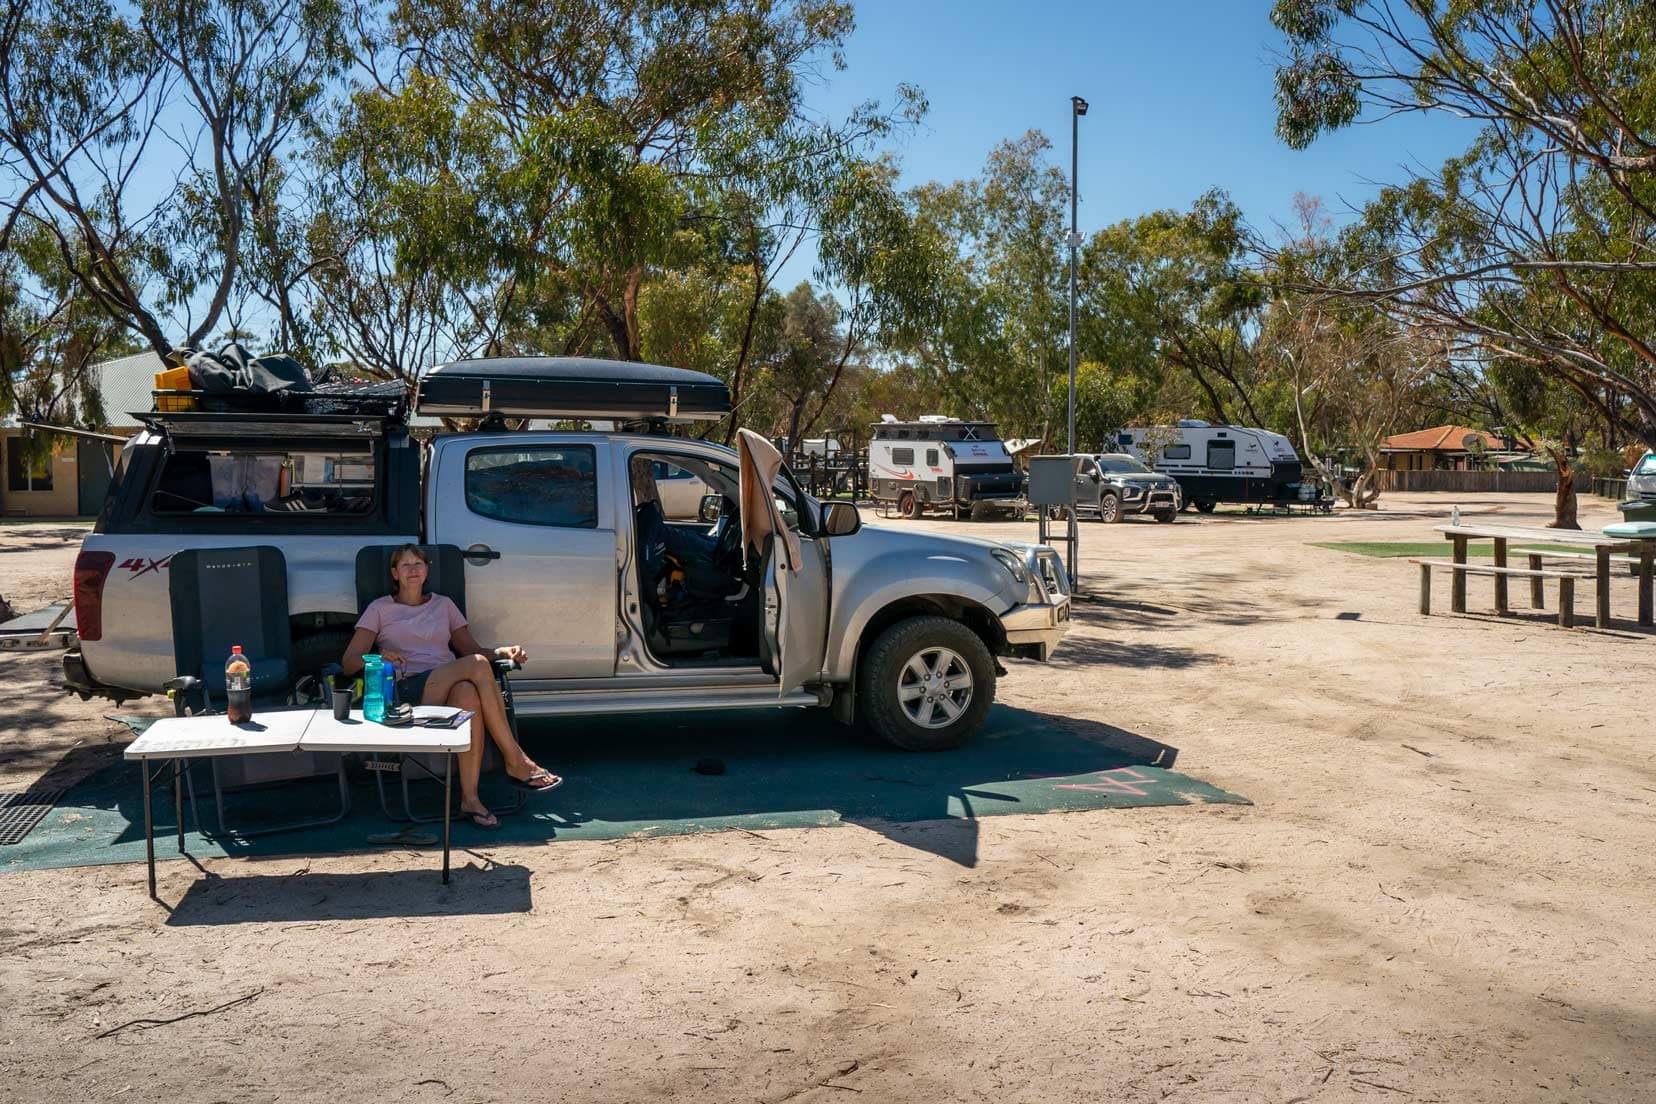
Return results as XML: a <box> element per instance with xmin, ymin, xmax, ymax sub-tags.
<box><xmin>414</xmin><ymin>356</ymin><xmax>730</xmax><ymax>422</ymax></box>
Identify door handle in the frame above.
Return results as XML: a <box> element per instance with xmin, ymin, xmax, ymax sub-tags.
<box><xmin>463</xmin><ymin>543</ymin><xmax>501</xmax><ymax>565</ymax></box>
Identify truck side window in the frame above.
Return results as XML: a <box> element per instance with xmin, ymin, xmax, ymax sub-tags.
<box><xmin>150</xmin><ymin>447</ymin><xmax>376</xmax><ymax>515</ymax></box>
<box><xmin>891</xmin><ymin>447</ymin><xmax>915</xmax><ymax>466</ymax></box>
<box><xmin>464</xmin><ymin>445</ymin><xmax>598</xmax><ymax>528</ymax></box>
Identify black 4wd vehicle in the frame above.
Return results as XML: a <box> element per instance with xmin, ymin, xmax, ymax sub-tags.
<box><xmin>1066</xmin><ymin>454</ymin><xmax>1183</xmax><ymax>523</ymax></box>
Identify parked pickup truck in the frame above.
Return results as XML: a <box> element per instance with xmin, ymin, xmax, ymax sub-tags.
<box><xmin>61</xmin><ymin>357</ymin><xmax>1071</xmax><ymax>750</ymax></box>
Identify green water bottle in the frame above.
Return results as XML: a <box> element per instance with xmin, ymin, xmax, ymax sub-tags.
<box><xmin>363</xmin><ymin>654</ymin><xmax>385</xmax><ymax>722</ymax></box>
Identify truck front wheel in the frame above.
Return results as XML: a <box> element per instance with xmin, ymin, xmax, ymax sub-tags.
<box><xmin>859</xmin><ymin>616</ymin><xmax>996</xmax><ymax>751</ymax></box>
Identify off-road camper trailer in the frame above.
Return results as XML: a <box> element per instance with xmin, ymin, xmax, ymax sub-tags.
<box><xmin>869</xmin><ymin>416</ymin><xmax>1025</xmax><ymax>519</ymax></box>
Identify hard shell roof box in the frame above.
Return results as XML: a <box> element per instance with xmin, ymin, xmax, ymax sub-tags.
<box><xmin>414</xmin><ymin>356</ymin><xmax>730</xmax><ymax>422</ymax></box>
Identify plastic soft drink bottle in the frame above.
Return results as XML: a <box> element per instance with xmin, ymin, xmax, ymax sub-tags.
<box><xmin>363</xmin><ymin>654</ymin><xmax>385</xmax><ymax>722</ymax></box>
<box><xmin>225</xmin><ymin>646</ymin><xmax>253</xmax><ymax>724</ymax></box>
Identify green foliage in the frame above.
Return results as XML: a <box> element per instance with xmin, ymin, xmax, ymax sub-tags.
<box><xmin>1268</xmin><ymin>0</ymin><xmax>1656</xmax><ymax>460</ymax></box>
<box><xmin>1049</xmin><ymin>361</ymin><xmax>1150</xmax><ymax>453</ymax></box>
<box><xmin>1078</xmin><ymin>191</ymin><xmax>1270</xmax><ymax>431</ymax></box>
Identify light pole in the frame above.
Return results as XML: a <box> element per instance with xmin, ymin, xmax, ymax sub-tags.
<box><xmin>1067</xmin><ymin>95</ymin><xmax>1087</xmax><ymax>456</ymax></box>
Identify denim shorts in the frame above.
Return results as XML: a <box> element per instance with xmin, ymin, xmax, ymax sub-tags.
<box><xmin>394</xmin><ymin>670</ymin><xmax>433</xmax><ymax>707</ymax></box>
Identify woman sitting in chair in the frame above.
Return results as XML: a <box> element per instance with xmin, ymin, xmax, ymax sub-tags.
<box><xmin>342</xmin><ymin>544</ymin><xmax>561</xmax><ymax>828</ymax></box>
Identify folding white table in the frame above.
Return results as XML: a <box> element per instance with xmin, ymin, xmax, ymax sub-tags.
<box><xmin>300</xmin><ymin>710</ymin><xmax>470</xmax><ymax>884</ymax></box>
<box><xmin>124</xmin><ymin>708</ymin><xmax>470</xmax><ymax>896</ymax></box>
<box><xmin>123</xmin><ymin>710</ymin><xmax>314</xmax><ymax>898</ymax></box>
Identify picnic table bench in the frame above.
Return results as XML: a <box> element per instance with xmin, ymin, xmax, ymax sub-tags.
<box><xmin>1429</xmin><ymin>523</ymin><xmax>1656</xmax><ymax>628</ymax></box>
<box><xmin>1411</xmin><ymin>559</ymin><xmax>1589</xmax><ymax>627</ymax></box>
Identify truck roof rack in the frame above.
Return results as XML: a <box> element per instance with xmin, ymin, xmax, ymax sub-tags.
<box><xmin>414</xmin><ymin>356</ymin><xmax>730</xmax><ymax>422</ymax></box>
<box><xmin>133</xmin><ymin>410</ymin><xmax>396</xmax><ymax>443</ymax></box>
<box><xmin>143</xmin><ymin>379</ymin><xmax>409</xmax><ymax>422</ymax></box>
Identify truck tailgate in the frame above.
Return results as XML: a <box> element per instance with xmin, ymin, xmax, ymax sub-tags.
<box><xmin>0</xmin><ymin>603</ymin><xmax>75</xmax><ymax>651</ymax></box>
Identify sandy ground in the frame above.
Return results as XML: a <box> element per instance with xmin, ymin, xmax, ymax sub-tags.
<box><xmin>2</xmin><ymin>492</ymin><xmax>1653</xmax><ymax>1104</ymax></box>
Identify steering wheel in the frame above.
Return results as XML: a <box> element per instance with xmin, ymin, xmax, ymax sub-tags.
<box><xmin>712</xmin><ymin>497</ymin><xmax>743</xmax><ymax>568</ymax></box>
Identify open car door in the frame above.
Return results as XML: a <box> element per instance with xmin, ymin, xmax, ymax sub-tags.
<box><xmin>736</xmin><ymin>430</ymin><xmax>824</xmax><ymax>695</ymax></box>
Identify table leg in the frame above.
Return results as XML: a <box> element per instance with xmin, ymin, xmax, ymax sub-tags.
<box><xmin>174</xmin><ymin>759</ymin><xmax>185</xmax><ymax>853</ymax></box>
<box><xmin>1494</xmin><ymin>538</ymin><xmax>1508</xmax><ymax>615</ymax></box>
<box><xmin>442</xmin><ymin>752</ymin><xmax>452</xmax><ymax>886</ymax></box>
<box><xmin>1418</xmin><ymin>563</ymin><xmax>1431</xmax><ymax>615</ymax></box>
<box><xmin>142</xmin><ymin>761</ymin><xmax>156</xmax><ymax>899</ymax></box>
<box><xmin>1642</xmin><ymin>544</ymin><xmax>1654</xmax><ymax>627</ymax></box>
<box><xmin>1528</xmin><ymin>554</ymin><xmax>1544</xmax><ymax>608</ymax></box>
<box><xmin>1597</xmin><ymin>547</ymin><xmax>1611</xmax><ymax>629</ymax></box>
<box><xmin>1452</xmin><ymin>537</ymin><xmax>1467</xmax><ymax>613</ymax></box>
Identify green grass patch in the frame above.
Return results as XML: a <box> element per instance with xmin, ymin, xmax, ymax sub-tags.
<box><xmin>1313</xmin><ymin>541</ymin><xmax>1590</xmax><ymax>558</ymax></box>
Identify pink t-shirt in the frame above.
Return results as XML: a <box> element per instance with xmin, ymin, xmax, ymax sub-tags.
<box><xmin>355</xmin><ymin>594</ymin><xmax>467</xmax><ymax>676</ymax></box>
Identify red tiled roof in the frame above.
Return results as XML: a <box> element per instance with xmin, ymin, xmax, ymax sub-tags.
<box><xmin>1380</xmin><ymin>425</ymin><xmax>1501</xmax><ymax>452</ymax></box>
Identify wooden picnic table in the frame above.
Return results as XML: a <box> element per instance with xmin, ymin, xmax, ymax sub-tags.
<box><xmin>1433</xmin><ymin>523</ymin><xmax>1656</xmax><ymax>628</ymax></box>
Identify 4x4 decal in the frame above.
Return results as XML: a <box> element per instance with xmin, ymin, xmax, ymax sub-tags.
<box><xmin>117</xmin><ymin>554</ymin><xmax>174</xmax><ymax>578</ymax></box>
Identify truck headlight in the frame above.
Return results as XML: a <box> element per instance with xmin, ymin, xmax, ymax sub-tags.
<box><xmin>990</xmin><ymin>548</ymin><xmax>1029</xmax><ymax>585</ymax></box>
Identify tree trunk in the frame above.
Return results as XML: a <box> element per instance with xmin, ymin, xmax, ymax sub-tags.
<box><xmin>1548</xmin><ymin>454</ymin><xmax>1580</xmax><ymax>529</ymax></box>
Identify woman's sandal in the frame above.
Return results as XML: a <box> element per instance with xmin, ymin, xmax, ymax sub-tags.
<box><xmin>510</xmin><ymin>769</ymin><xmax>563</xmax><ymax>793</ymax></box>
<box><xmin>463</xmin><ymin>808</ymin><xmax>499</xmax><ymax>829</ymax></box>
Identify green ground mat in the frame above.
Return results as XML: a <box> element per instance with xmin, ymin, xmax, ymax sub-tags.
<box><xmin>1313</xmin><ymin>540</ymin><xmax>1592</xmax><ymax>558</ymax></box>
<box><xmin>2</xmin><ymin>706</ymin><xmax>1246</xmax><ymax>873</ymax></box>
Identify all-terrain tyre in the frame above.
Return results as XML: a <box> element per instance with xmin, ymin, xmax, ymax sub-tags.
<box><xmin>1153</xmin><ymin>511</ymin><xmax>1177</xmax><ymax>523</ymax></box>
<box><xmin>900</xmin><ymin>490</ymin><xmax>922</xmax><ymax>519</ymax></box>
<box><xmin>1194</xmin><ymin>500</ymin><xmax>1217</xmax><ymax>514</ymax></box>
<box><xmin>858</xmin><ymin>616</ymin><xmax>996</xmax><ymax>751</ymax></box>
<box><xmin>1098</xmin><ymin>491</ymin><xmax>1122</xmax><ymax>523</ymax></box>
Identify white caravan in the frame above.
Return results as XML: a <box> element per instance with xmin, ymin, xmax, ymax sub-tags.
<box><xmin>1110</xmin><ymin>420</ymin><xmax>1313</xmax><ymax>512</ymax></box>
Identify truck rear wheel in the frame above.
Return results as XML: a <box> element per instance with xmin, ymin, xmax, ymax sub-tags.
<box><xmin>859</xmin><ymin>616</ymin><xmax>995</xmax><ymax>751</ymax></box>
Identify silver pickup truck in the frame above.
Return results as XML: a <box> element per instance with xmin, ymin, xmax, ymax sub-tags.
<box><xmin>62</xmin><ymin>358</ymin><xmax>1071</xmax><ymax>750</ymax></box>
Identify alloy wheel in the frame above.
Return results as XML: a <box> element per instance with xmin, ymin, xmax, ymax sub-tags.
<box><xmin>897</xmin><ymin>647</ymin><xmax>974</xmax><ymax>729</ymax></box>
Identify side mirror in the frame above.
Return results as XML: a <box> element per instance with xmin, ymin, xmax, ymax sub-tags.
<box><xmin>698</xmin><ymin>494</ymin><xmax>722</xmax><ymax>524</ymax></box>
<box><xmin>823</xmin><ymin>501</ymin><xmax>861</xmax><ymax>537</ymax></box>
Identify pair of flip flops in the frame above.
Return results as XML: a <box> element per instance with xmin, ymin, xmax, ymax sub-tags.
<box><xmin>511</xmin><ymin>769</ymin><xmax>563</xmax><ymax>793</ymax></box>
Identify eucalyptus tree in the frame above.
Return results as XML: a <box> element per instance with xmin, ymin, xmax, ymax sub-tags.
<box><xmin>0</xmin><ymin>0</ymin><xmax>352</xmax><ymax>361</ymax></box>
<box><xmin>1271</xmin><ymin>0</ymin><xmax>1656</xmax><ymax>452</ymax></box>
<box><xmin>870</xmin><ymin>132</ymin><xmax>1068</xmax><ymax>438</ymax></box>
<box><xmin>1076</xmin><ymin>190</ymin><xmax>1270</xmax><ymax>431</ymax></box>
<box><xmin>323</xmin><ymin>0</ymin><xmax>919</xmax><ymax>390</ymax></box>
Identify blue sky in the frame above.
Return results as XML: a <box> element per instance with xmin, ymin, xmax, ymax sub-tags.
<box><xmin>779</xmin><ymin>0</ymin><xmax>1469</xmax><ymax>287</ymax></box>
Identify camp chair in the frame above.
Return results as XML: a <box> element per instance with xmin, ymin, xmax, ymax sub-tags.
<box><xmin>352</xmin><ymin>544</ymin><xmax>524</xmax><ymax>822</ymax></box>
<box><xmin>166</xmin><ymin>546</ymin><xmax>350</xmax><ymax>837</ymax></box>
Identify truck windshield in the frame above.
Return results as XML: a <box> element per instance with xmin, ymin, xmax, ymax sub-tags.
<box><xmin>1097</xmin><ymin>455</ymin><xmax>1152</xmax><ymax>474</ymax></box>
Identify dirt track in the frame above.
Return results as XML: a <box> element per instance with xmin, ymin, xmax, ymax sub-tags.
<box><xmin>2</xmin><ymin>493</ymin><xmax>1652</xmax><ymax>1103</ymax></box>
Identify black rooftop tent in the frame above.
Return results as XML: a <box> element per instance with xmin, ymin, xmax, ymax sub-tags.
<box><xmin>414</xmin><ymin>356</ymin><xmax>731</xmax><ymax>422</ymax></box>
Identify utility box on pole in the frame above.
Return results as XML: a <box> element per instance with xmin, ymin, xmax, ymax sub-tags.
<box><xmin>1028</xmin><ymin>454</ymin><xmax>1083</xmax><ymax>588</ymax></box>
